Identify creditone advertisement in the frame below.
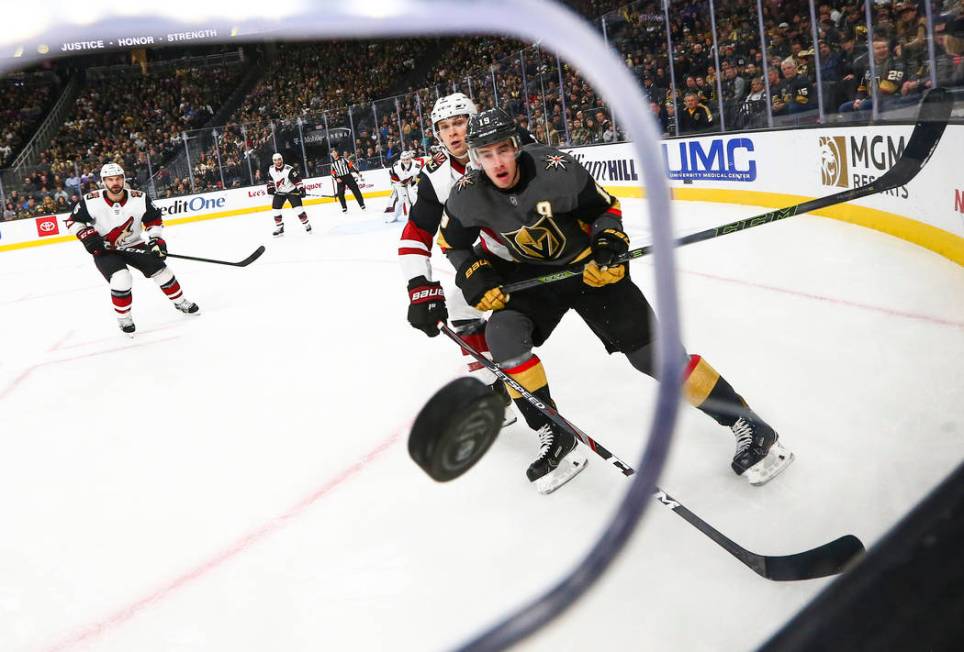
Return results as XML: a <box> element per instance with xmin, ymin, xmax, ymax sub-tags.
<box><xmin>0</xmin><ymin>169</ymin><xmax>391</xmax><ymax>250</ymax></box>
<box><xmin>1</xmin><ymin>126</ymin><xmax>961</xmax><ymax>263</ymax></box>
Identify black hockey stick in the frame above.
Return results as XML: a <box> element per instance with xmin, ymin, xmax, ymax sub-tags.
<box><xmin>119</xmin><ymin>245</ymin><xmax>266</xmax><ymax>267</ymax></box>
<box><xmin>502</xmin><ymin>88</ymin><xmax>951</xmax><ymax>295</ymax></box>
<box><xmin>442</xmin><ymin>324</ymin><xmax>865</xmax><ymax>580</ymax></box>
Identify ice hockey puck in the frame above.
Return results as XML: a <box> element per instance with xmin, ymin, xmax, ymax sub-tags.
<box><xmin>408</xmin><ymin>377</ymin><xmax>505</xmax><ymax>482</ymax></box>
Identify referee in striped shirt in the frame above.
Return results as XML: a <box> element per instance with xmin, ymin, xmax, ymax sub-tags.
<box><xmin>330</xmin><ymin>150</ymin><xmax>366</xmax><ymax>213</ymax></box>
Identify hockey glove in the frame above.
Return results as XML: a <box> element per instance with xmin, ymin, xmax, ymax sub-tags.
<box><xmin>583</xmin><ymin>260</ymin><xmax>625</xmax><ymax>287</ymax></box>
<box><xmin>147</xmin><ymin>236</ymin><xmax>168</xmax><ymax>259</ymax></box>
<box><xmin>407</xmin><ymin>276</ymin><xmax>448</xmax><ymax>337</ymax></box>
<box><xmin>298</xmin><ymin>187</ymin><xmax>307</xmax><ymax>197</ymax></box>
<box><xmin>77</xmin><ymin>226</ymin><xmax>106</xmax><ymax>256</ymax></box>
<box><xmin>266</xmin><ymin>184</ymin><xmax>276</xmax><ymax>195</ymax></box>
<box><xmin>591</xmin><ymin>227</ymin><xmax>630</xmax><ymax>268</ymax></box>
<box><xmin>457</xmin><ymin>258</ymin><xmax>509</xmax><ymax>312</ymax></box>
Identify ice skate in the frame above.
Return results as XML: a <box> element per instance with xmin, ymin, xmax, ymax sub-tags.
<box><xmin>731</xmin><ymin>416</ymin><xmax>794</xmax><ymax>485</ymax></box>
<box><xmin>527</xmin><ymin>424</ymin><xmax>588</xmax><ymax>494</ymax></box>
<box><xmin>304</xmin><ymin>223</ymin><xmax>312</xmax><ymax>234</ymax></box>
<box><xmin>272</xmin><ymin>224</ymin><xmax>285</xmax><ymax>237</ymax></box>
<box><xmin>174</xmin><ymin>299</ymin><xmax>200</xmax><ymax>315</ymax></box>
<box><xmin>118</xmin><ymin>315</ymin><xmax>135</xmax><ymax>338</ymax></box>
<box><xmin>488</xmin><ymin>379</ymin><xmax>517</xmax><ymax>428</ymax></box>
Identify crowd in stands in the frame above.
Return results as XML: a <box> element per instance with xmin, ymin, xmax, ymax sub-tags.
<box><xmin>0</xmin><ymin>75</ymin><xmax>58</xmax><ymax>168</ymax></box>
<box><xmin>2</xmin><ymin>0</ymin><xmax>962</xmax><ymax>218</ymax></box>
<box><xmin>4</xmin><ymin>61</ymin><xmax>244</xmax><ymax>219</ymax></box>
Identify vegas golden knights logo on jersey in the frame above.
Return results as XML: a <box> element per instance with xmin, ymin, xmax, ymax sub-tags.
<box><xmin>504</xmin><ymin>213</ymin><xmax>566</xmax><ymax>261</ymax></box>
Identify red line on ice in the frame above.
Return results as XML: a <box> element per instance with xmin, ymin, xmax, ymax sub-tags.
<box><xmin>40</xmin><ymin>428</ymin><xmax>404</xmax><ymax>652</ymax></box>
<box><xmin>681</xmin><ymin>268</ymin><xmax>964</xmax><ymax>328</ymax></box>
<box><xmin>0</xmin><ymin>336</ymin><xmax>179</xmax><ymax>402</ymax></box>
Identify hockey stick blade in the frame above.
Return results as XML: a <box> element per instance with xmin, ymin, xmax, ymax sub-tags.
<box><xmin>501</xmin><ymin>87</ymin><xmax>951</xmax><ymax>295</ymax></box>
<box><xmin>761</xmin><ymin>534</ymin><xmax>865</xmax><ymax>581</ymax></box>
<box><xmin>442</xmin><ymin>325</ymin><xmax>865</xmax><ymax>580</ymax></box>
<box><xmin>165</xmin><ymin>245</ymin><xmax>266</xmax><ymax>267</ymax></box>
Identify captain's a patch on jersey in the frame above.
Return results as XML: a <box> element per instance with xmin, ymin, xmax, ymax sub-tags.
<box><xmin>544</xmin><ymin>154</ymin><xmax>568</xmax><ymax>171</ymax></box>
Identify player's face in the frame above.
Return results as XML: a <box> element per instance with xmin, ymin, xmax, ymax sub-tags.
<box><xmin>273</xmin><ymin>158</ymin><xmax>283</xmax><ymax>169</ymax></box>
<box><xmin>103</xmin><ymin>175</ymin><xmax>124</xmax><ymax>195</ymax></box>
<box><xmin>475</xmin><ymin>140</ymin><xmax>519</xmax><ymax>190</ymax></box>
<box><xmin>436</xmin><ymin>115</ymin><xmax>469</xmax><ymax>158</ymax></box>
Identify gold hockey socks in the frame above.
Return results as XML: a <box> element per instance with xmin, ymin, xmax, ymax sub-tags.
<box><xmin>503</xmin><ymin>354</ymin><xmax>554</xmax><ymax>430</ymax></box>
<box><xmin>683</xmin><ymin>355</ymin><xmax>748</xmax><ymax>427</ymax></box>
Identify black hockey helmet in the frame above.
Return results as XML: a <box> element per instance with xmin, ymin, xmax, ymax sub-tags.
<box><xmin>467</xmin><ymin>108</ymin><xmax>519</xmax><ymax>163</ymax></box>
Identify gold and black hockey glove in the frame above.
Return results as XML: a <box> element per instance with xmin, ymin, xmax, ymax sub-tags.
<box><xmin>457</xmin><ymin>258</ymin><xmax>509</xmax><ymax>311</ymax></box>
<box><xmin>585</xmin><ymin>228</ymin><xmax>629</xmax><ymax>287</ymax></box>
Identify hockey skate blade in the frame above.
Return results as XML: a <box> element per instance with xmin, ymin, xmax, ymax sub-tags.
<box><xmin>535</xmin><ymin>450</ymin><xmax>589</xmax><ymax>495</ymax></box>
<box><xmin>502</xmin><ymin>413</ymin><xmax>518</xmax><ymax>429</ymax></box>
<box><xmin>746</xmin><ymin>441</ymin><xmax>794</xmax><ymax>486</ymax></box>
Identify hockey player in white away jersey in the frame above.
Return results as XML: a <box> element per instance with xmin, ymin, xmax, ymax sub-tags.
<box><xmin>386</xmin><ymin>151</ymin><xmax>423</xmax><ymax>223</ymax></box>
<box><xmin>399</xmin><ymin>92</ymin><xmax>523</xmax><ymax>426</ymax></box>
<box><xmin>266</xmin><ymin>153</ymin><xmax>312</xmax><ymax>237</ymax></box>
<box><xmin>66</xmin><ymin>163</ymin><xmax>199</xmax><ymax>336</ymax></box>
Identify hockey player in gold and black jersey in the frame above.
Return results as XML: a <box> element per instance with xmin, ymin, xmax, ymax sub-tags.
<box><xmin>440</xmin><ymin>108</ymin><xmax>793</xmax><ymax>493</ymax></box>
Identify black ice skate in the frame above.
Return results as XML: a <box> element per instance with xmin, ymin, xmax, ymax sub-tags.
<box><xmin>731</xmin><ymin>416</ymin><xmax>794</xmax><ymax>485</ymax></box>
<box><xmin>304</xmin><ymin>223</ymin><xmax>312</xmax><ymax>234</ymax></box>
<box><xmin>488</xmin><ymin>379</ymin><xmax>517</xmax><ymax>428</ymax></box>
<box><xmin>118</xmin><ymin>315</ymin><xmax>135</xmax><ymax>338</ymax></box>
<box><xmin>174</xmin><ymin>299</ymin><xmax>200</xmax><ymax>315</ymax></box>
<box><xmin>527</xmin><ymin>424</ymin><xmax>588</xmax><ymax>494</ymax></box>
<box><xmin>273</xmin><ymin>224</ymin><xmax>285</xmax><ymax>237</ymax></box>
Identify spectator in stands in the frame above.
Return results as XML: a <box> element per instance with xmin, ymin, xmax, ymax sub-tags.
<box><xmin>3</xmin><ymin>202</ymin><xmax>15</xmax><ymax>221</ymax></box>
<box><xmin>678</xmin><ymin>92</ymin><xmax>714</xmax><ymax>133</ymax></box>
<box><xmin>778</xmin><ymin>58</ymin><xmax>816</xmax><ymax>114</ymax></box>
<box><xmin>839</xmin><ymin>34</ymin><xmax>906</xmax><ymax>113</ymax></box>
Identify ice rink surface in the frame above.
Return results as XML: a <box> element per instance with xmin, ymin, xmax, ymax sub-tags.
<box><xmin>1</xmin><ymin>195</ymin><xmax>962</xmax><ymax>652</ymax></box>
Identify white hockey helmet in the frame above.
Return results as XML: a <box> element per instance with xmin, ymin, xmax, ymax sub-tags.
<box><xmin>100</xmin><ymin>162</ymin><xmax>125</xmax><ymax>181</ymax></box>
<box><xmin>400</xmin><ymin>150</ymin><xmax>414</xmax><ymax>162</ymax></box>
<box><xmin>272</xmin><ymin>152</ymin><xmax>283</xmax><ymax>165</ymax></box>
<box><xmin>430</xmin><ymin>92</ymin><xmax>478</xmax><ymax>129</ymax></box>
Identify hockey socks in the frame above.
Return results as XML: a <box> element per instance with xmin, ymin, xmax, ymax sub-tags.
<box><xmin>152</xmin><ymin>268</ymin><xmax>199</xmax><ymax>314</ymax></box>
<box><xmin>683</xmin><ymin>355</ymin><xmax>749</xmax><ymax>426</ymax></box>
<box><xmin>502</xmin><ymin>354</ymin><xmax>554</xmax><ymax>430</ymax></box>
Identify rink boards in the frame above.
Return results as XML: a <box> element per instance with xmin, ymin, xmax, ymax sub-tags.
<box><xmin>2</xmin><ymin>124</ymin><xmax>962</xmax><ymax>263</ymax></box>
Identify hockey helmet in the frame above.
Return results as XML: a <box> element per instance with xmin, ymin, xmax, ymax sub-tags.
<box><xmin>467</xmin><ymin>108</ymin><xmax>519</xmax><ymax>165</ymax></box>
<box><xmin>400</xmin><ymin>150</ymin><xmax>414</xmax><ymax>162</ymax></box>
<box><xmin>272</xmin><ymin>152</ymin><xmax>283</xmax><ymax>166</ymax></box>
<box><xmin>430</xmin><ymin>92</ymin><xmax>478</xmax><ymax>128</ymax></box>
<box><xmin>99</xmin><ymin>162</ymin><xmax>125</xmax><ymax>181</ymax></box>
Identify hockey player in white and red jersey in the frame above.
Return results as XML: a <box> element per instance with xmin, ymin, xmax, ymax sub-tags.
<box><xmin>266</xmin><ymin>153</ymin><xmax>311</xmax><ymax>237</ymax></box>
<box><xmin>66</xmin><ymin>163</ymin><xmax>199</xmax><ymax>336</ymax></box>
<box><xmin>399</xmin><ymin>92</ymin><xmax>520</xmax><ymax>425</ymax></box>
<box><xmin>386</xmin><ymin>150</ymin><xmax>423</xmax><ymax>223</ymax></box>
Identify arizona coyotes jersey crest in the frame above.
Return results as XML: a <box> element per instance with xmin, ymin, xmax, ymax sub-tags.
<box><xmin>67</xmin><ymin>189</ymin><xmax>163</xmax><ymax>249</ymax></box>
<box><xmin>442</xmin><ymin>144</ymin><xmax>621</xmax><ymax>267</ymax></box>
<box><xmin>267</xmin><ymin>164</ymin><xmax>301</xmax><ymax>194</ymax></box>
